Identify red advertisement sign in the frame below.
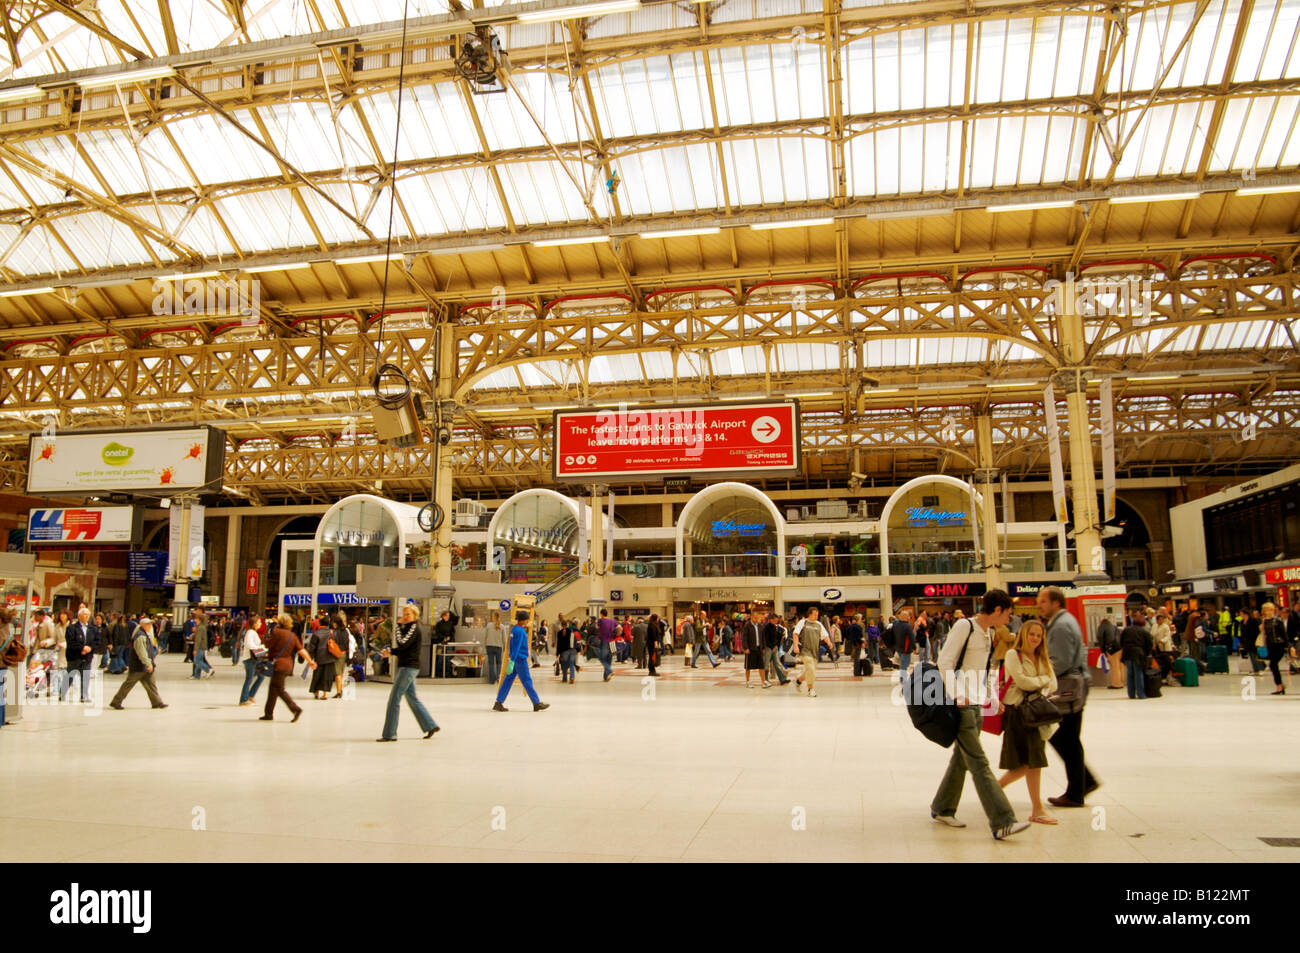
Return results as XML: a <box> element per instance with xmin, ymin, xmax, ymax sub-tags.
<box><xmin>553</xmin><ymin>401</ymin><xmax>801</xmax><ymax>481</ymax></box>
<box><xmin>246</xmin><ymin>568</ymin><xmax>259</xmax><ymax>594</ymax></box>
<box><xmin>1264</xmin><ymin>566</ymin><xmax>1300</xmax><ymax>584</ymax></box>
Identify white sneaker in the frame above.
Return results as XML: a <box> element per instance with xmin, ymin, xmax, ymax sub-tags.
<box><xmin>993</xmin><ymin>821</ymin><xmax>1031</xmax><ymax>840</ymax></box>
<box><xmin>807</xmin><ymin>689</ymin><xmax>817</xmax><ymax>697</ymax></box>
<box><xmin>931</xmin><ymin>813</ymin><xmax>967</xmax><ymax>829</ymax></box>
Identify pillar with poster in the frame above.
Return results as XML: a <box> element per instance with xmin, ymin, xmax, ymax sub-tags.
<box><xmin>498</xmin><ymin>591</ymin><xmax>536</xmax><ymax>688</ymax></box>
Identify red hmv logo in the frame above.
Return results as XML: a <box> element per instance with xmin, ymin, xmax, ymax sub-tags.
<box><xmin>923</xmin><ymin>584</ymin><xmax>969</xmax><ymax>597</ymax></box>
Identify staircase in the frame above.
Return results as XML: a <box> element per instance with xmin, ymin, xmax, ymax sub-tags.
<box><xmin>532</xmin><ymin>565</ymin><xmax>580</xmax><ymax>605</ymax></box>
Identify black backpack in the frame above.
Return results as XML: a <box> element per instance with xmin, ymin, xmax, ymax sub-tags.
<box><xmin>903</xmin><ymin>619</ymin><xmax>983</xmax><ymax>748</ymax></box>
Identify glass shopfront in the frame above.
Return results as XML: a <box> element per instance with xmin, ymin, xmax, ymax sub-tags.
<box><xmin>681</xmin><ymin>491</ymin><xmax>779</xmax><ymax>577</ymax></box>
<box><xmin>886</xmin><ymin>481</ymin><xmax>978</xmax><ymax>575</ymax></box>
<box><xmin>489</xmin><ymin>490</ymin><xmax>582</xmax><ymax>586</ymax></box>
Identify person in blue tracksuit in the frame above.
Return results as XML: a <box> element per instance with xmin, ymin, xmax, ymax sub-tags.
<box><xmin>493</xmin><ymin>611</ymin><xmax>550</xmax><ymax>712</ymax></box>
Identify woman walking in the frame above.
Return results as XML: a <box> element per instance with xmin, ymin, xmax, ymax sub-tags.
<box><xmin>331</xmin><ymin>612</ymin><xmax>351</xmax><ymax>698</ymax></box>
<box><xmin>1260</xmin><ymin>602</ymin><xmax>1289</xmax><ymax>695</ymax></box>
<box><xmin>237</xmin><ymin>614</ymin><xmax>266</xmax><ymax>706</ymax></box>
<box><xmin>997</xmin><ymin>619</ymin><xmax>1058</xmax><ymax>826</ymax></box>
<box><xmin>260</xmin><ymin>613</ymin><xmax>313</xmax><ymax>722</ymax></box>
<box><xmin>1184</xmin><ymin>610</ymin><xmax>1206</xmax><ymax>665</ymax></box>
<box><xmin>377</xmin><ymin>604</ymin><xmax>439</xmax><ymax>741</ymax></box>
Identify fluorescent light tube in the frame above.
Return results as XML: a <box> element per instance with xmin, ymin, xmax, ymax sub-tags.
<box><xmin>517</xmin><ymin>0</ymin><xmax>641</xmax><ymax>23</ymax></box>
<box><xmin>333</xmin><ymin>253</ymin><xmax>403</xmax><ymax>264</ymax></box>
<box><xmin>751</xmin><ymin>218</ymin><xmax>835</xmax><ymax>230</ymax></box>
<box><xmin>1237</xmin><ymin>184</ymin><xmax>1300</xmax><ymax>197</ymax></box>
<box><xmin>1133</xmin><ymin>374</ymin><xmax>1178</xmax><ymax>381</ymax></box>
<box><xmin>243</xmin><ymin>262</ymin><xmax>313</xmax><ymax>273</ymax></box>
<box><xmin>533</xmin><ymin>235</ymin><xmax>608</xmax><ymax>248</ymax></box>
<box><xmin>867</xmin><ymin>207</ymin><xmax>952</xmax><ymax>220</ymax></box>
<box><xmin>0</xmin><ymin>286</ymin><xmax>54</xmax><ymax>297</ymax></box>
<box><xmin>639</xmin><ymin>226</ymin><xmax>720</xmax><ymax>239</ymax></box>
<box><xmin>985</xmin><ymin>200</ymin><xmax>1077</xmax><ymax>213</ymax></box>
<box><xmin>1109</xmin><ymin>191</ymin><xmax>1201</xmax><ymax>204</ymax></box>
<box><xmin>0</xmin><ymin>85</ymin><xmax>41</xmax><ymax>103</ymax></box>
<box><xmin>79</xmin><ymin>65</ymin><xmax>176</xmax><ymax>89</ymax></box>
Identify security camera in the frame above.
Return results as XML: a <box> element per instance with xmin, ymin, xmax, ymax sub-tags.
<box><xmin>436</xmin><ymin>426</ymin><xmax>452</xmax><ymax>446</ymax></box>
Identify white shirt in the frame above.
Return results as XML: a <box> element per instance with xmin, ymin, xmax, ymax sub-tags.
<box><xmin>937</xmin><ymin>616</ymin><xmax>992</xmax><ymax>705</ymax></box>
<box><xmin>244</xmin><ymin>629</ymin><xmax>265</xmax><ymax>656</ymax></box>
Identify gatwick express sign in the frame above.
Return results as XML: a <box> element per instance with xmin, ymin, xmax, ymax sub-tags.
<box><xmin>553</xmin><ymin>401</ymin><xmax>801</xmax><ymax>482</ymax></box>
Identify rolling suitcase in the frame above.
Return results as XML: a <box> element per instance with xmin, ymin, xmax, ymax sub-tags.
<box><xmin>1205</xmin><ymin>645</ymin><xmax>1228</xmax><ymax>674</ymax></box>
<box><xmin>1173</xmin><ymin>656</ymin><xmax>1198</xmax><ymax>687</ymax></box>
<box><xmin>1143</xmin><ymin>669</ymin><xmax>1163</xmax><ymax>698</ymax></box>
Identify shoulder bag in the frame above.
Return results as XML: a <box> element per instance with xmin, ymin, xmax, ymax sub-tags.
<box><xmin>256</xmin><ymin>636</ymin><xmax>292</xmax><ymax>679</ymax></box>
<box><xmin>0</xmin><ymin>628</ymin><xmax>27</xmax><ymax>667</ymax></box>
<box><xmin>327</xmin><ymin>631</ymin><xmax>345</xmax><ymax>658</ymax></box>
<box><xmin>1018</xmin><ymin>688</ymin><xmax>1064</xmax><ymax>727</ymax></box>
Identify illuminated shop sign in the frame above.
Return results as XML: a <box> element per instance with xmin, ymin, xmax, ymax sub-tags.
<box><xmin>711</xmin><ymin>520</ymin><xmax>767</xmax><ymax>538</ymax></box>
<box><xmin>905</xmin><ymin>507</ymin><xmax>965</xmax><ymax>527</ymax></box>
<box><xmin>283</xmin><ymin>592</ymin><xmax>390</xmax><ymax>606</ymax></box>
<box><xmin>1264</xmin><ymin>566</ymin><xmax>1300</xmax><ymax>584</ymax></box>
<box><xmin>923</xmin><ymin>583</ymin><xmax>970</xmax><ymax>597</ymax></box>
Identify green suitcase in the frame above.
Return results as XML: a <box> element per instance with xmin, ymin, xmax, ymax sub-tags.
<box><xmin>1174</xmin><ymin>656</ymin><xmax>1199</xmax><ymax>687</ymax></box>
<box><xmin>1206</xmin><ymin>645</ymin><xmax>1228</xmax><ymax>674</ymax></box>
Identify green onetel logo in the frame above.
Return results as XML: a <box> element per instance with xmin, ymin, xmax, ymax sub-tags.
<box><xmin>101</xmin><ymin>441</ymin><xmax>134</xmax><ymax>466</ymax></box>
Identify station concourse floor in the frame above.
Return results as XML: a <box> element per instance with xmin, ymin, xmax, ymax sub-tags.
<box><xmin>2</xmin><ymin>652</ymin><xmax>1297</xmax><ymax>864</ymax></box>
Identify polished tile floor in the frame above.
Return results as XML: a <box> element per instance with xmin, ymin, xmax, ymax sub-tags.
<box><xmin>2</xmin><ymin>653</ymin><xmax>1296</xmax><ymax>863</ymax></box>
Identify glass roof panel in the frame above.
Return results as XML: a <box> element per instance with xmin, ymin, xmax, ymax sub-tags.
<box><xmin>611</xmin><ymin>144</ymin><xmax>722</xmax><ymax>215</ymax></box>
<box><xmin>1234</xmin><ymin>0</ymin><xmax>1300</xmax><ymax>82</ymax></box>
<box><xmin>590</xmin><ymin>53</ymin><xmax>711</xmax><ymax>140</ymax></box>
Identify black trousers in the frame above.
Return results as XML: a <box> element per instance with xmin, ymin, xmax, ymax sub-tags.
<box><xmin>1048</xmin><ymin>709</ymin><xmax>1097</xmax><ymax>802</ymax></box>
<box><xmin>264</xmin><ymin>671</ymin><xmax>301</xmax><ymax>718</ymax></box>
<box><xmin>646</xmin><ymin>646</ymin><xmax>658</xmax><ymax>676</ymax></box>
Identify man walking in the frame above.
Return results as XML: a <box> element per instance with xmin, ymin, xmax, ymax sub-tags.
<box><xmin>493</xmin><ymin>610</ymin><xmax>550</xmax><ymax>712</ymax></box>
<box><xmin>377</xmin><ymin>603</ymin><xmax>439</xmax><ymax>742</ymax></box>
<box><xmin>595</xmin><ymin>608</ymin><xmax>618</xmax><ymax>682</ymax></box>
<box><xmin>632</xmin><ymin>615</ymin><xmax>648</xmax><ymax>668</ymax></box>
<box><xmin>891</xmin><ymin>609</ymin><xmax>917</xmax><ymax>676</ymax></box>
<box><xmin>191</xmin><ymin>610</ymin><xmax>214</xmax><ymax>679</ymax></box>
<box><xmin>687</xmin><ymin>614</ymin><xmax>719</xmax><ymax>668</ymax></box>
<box><xmin>794</xmin><ymin>608</ymin><xmax>830</xmax><ymax>697</ymax></box>
<box><xmin>844</xmin><ymin>613</ymin><xmax>867</xmax><ymax>675</ymax></box>
<box><xmin>109</xmin><ymin>617</ymin><xmax>168</xmax><ymax>711</ymax></box>
<box><xmin>762</xmin><ymin>612</ymin><xmax>790</xmax><ymax>688</ymax></box>
<box><xmin>717</xmin><ymin>617</ymin><xmax>734</xmax><ymax>662</ymax></box>
<box><xmin>929</xmin><ymin>589</ymin><xmax>1030</xmax><ymax>840</ymax></box>
<box><xmin>1097</xmin><ymin>608</ymin><xmax>1123</xmax><ymax>690</ymax></box>
<box><xmin>1037</xmin><ymin>586</ymin><xmax>1100</xmax><ymax>808</ymax></box>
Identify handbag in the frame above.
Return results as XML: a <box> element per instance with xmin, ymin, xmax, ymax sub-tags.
<box><xmin>256</xmin><ymin>637</ymin><xmax>292</xmax><ymax>678</ymax></box>
<box><xmin>0</xmin><ymin>629</ymin><xmax>27</xmax><ymax>667</ymax></box>
<box><xmin>327</xmin><ymin>635</ymin><xmax>344</xmax><ymax>659</ymax></box>
<box><xmin>1019</xmin><ymin>689</ymin><xmax>1064</xmax><ymax>727</ymax></box>
<box><xmin>981</xmin><ymin>670</ymin><xmax>1011</xmax><ymax>736</ymax></box>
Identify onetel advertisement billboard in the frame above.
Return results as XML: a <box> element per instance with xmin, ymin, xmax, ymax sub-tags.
<box><xmin>26</xmin><ymin>426</ymin><xmax>225</xmax><ymax>495</ymax></box>
<box><xmin>27</xmin><ymin>506</ymin><xmax>140</xmax><ymax>545</ymax></box>
<box><xmin>553</xmin><ymin>400</ymin><xmax>801</xmax><ymax>482</ymax></box>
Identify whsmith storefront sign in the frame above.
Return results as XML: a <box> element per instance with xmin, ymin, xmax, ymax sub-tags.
<box><xmin>711</xmin><ymin>520</ymin><xmax>767</xmax><ymax>538</ymax></box>
<box><xmin>904</xmin><ymin>507</ymin><xmax>965</xmax><ymax>527</ymax></box>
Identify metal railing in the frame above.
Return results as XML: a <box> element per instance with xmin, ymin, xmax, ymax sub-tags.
<box><xmin>684</xmin><ymin>554</ymin><xmax>779</xmax><ymax>577</ymax></box>
<box><xmin>533</xmin><ymin>565</ymin><xmax>581</xmax><ymax>603</ymax></box>
<box><xmin>785</xmin><ymin>554</ymin><xmax>882</xmax><ymax>577</ymax></box>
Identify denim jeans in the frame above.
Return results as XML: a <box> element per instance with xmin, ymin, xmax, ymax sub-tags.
<box><xmin>240</xmin><ymin>657</ymin><xmax>265</xmax><ymax>703</ymax></box>
<box><xmin>559</xmin><ymin>648</ymin><xmax>577</xmax><ymax>681</ymax></box>
<box><xmin>616</xmin><ymin>641</ymin><xmax>630</xmax><ymax>663</ymax></box>
<box><xmin>763</xmin><ymin>647</ymin><xmax>788</xmax><ymax>683</ymax></box>
<box><xmin>897</xmin><ymin>651</ymin><xmax>912</xmax><ymax>676</ymax></box>
<box><xmin>868</xmin><ymin>640</ymin><xmax>881</xmax><ymax>664</ymax></box>
<box><xmin>718</xmin><ymin>640</ymin><xmax>733</xmax><ymax>660</ymax></box>
<box><xmin>485</xmin><ymin>645</ymin><xmax>502</xmax><ymax>684</ymax></box>
<box><xmin>930</xmin><ymin>706</ymin><xmax>1017</xmax><ymax>832</ymax></box>
<box><xmin>192</xmin><ymin>648</ymin><xmax>212</xmax><ymax>678</ymax></box>
<box><xmin>496</xmin><ymin>657</ymin><xmax>540</xmax><ymax>704</ymax></box>
<box><xmin>1125</xmin><ymin>659</ymin><xmax>1147</xmax><ymax>699</ymax></box>
<box><xmin>382</xmin><ymin>666</ymin><xmax>436</xmax><ymax>739</ymax></box>
<box><xmin>691</xmin><ymin>641</ymin><xmax>717</xmax><ymax>667</ymax></box>
<box><xmin>598</xmin><ymin>641</ymin><xmax>613</xmax><ymax>678</ymax></box>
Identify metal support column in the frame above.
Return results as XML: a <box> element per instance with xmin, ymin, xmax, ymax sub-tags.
<box><xmin>1057</xmin><ymin>293</ymin><xmax>1108</xmax><ymax>583</ymax></box>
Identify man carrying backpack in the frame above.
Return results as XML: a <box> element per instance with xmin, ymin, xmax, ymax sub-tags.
<box><xmin>929</xmin><ymin>589</ymin><xmax>1029</xmax><ymax>840</ymax></box>
<box><xmin>109</xmin><ymin>617</ymin><xmax>168</xmax><ymax>711</ymax></box>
